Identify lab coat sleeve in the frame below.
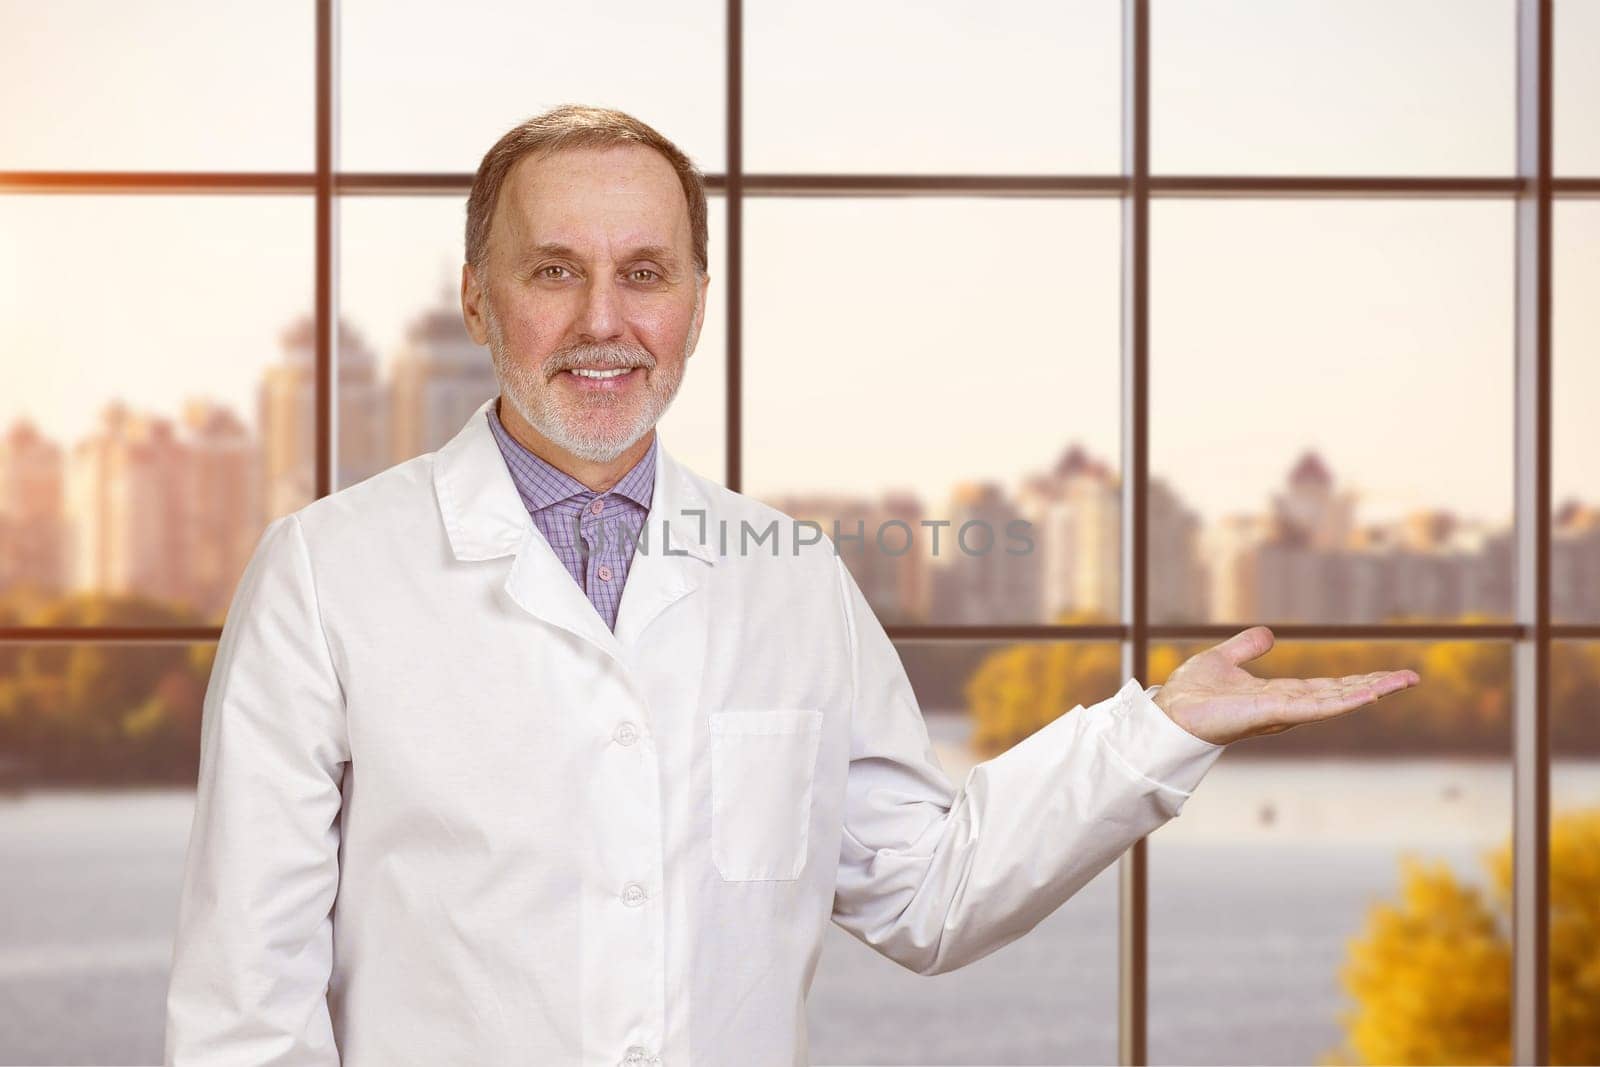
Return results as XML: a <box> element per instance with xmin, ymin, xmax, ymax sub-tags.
<box><xmin>828</xmin><ymin>554</ymin><xmax>1226</xmax><ymax>977</ymax></box>
<box><xmin>165</xmin><ymin>513</ymin><xmax>349</xmax><ymax>1066</ymax></box>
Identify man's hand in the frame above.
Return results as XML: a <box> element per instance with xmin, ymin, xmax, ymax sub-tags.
<box><xmin>1151</xmin><ymin>625</ymin><xmax>1421</xmax><ymax>747</ymax></box>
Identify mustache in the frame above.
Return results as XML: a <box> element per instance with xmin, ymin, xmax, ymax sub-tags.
<box><xmin>545</xmin><ymin>342</ymin><xmax>655</xmax><ymax>377</ymax></box>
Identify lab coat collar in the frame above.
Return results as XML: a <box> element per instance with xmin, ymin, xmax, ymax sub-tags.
<box><xmin>432</xmin><ymin>396</ymin><xmax>718</xmax><ymax>662</ymax></box>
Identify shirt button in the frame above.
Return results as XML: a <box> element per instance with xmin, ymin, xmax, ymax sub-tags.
<box><xmin>589</xmin><ymin>498</ymin><xmax>605</xmax><ymax>515</ymax></box>
<box><xmin>597</xmin><ymin>563</ymin><xmax>613</xmax><ymax>581</ymax></box>
<box><xmin>621</xmin><ymin>882</ymin><xmax>647</xmax><ymax>907</ymax></box>
<box><xmin>614</xmin><ymin>721</ymin><xmax>638</xmax><ymax>746</ymax></box>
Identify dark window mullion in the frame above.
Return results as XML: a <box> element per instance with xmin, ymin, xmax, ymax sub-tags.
<box><xmin>315</xmin><ymin>0</ymin><xmax>337</xmax><ymax>501</ymax></box>
<box><xmin>725</xmin><ymin>0</ymin><xmax>743</xmax><ymax>493</ymax></box>
<box><xmin>1118</xmin><ymin>1</ymin><xmax>1152</xmax><ymax>1064</ymax></box>
<box><xmin>1512</xmin><ymin>0</ymin><xmax>1554</xmax><ymax>1063</ymax></box>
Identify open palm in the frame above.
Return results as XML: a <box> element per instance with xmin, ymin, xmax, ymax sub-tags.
<box><xmin>1153</xmin><ymin>625</ymin><xmax>1422</xmax><ymax>747</ymax></box>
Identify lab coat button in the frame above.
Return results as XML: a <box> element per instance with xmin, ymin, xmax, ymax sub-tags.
<box><xmin>614</xmin><ymin>721</ymin><xmax>639</xmax><ymax>746</ymax></box>
<box><xmin>621</xmin><ymin>881</ymin><xmax>648</xmax><ymax>906</ymax></box>
<box><xmin>619</xmin><ymin>1048</ymin><xmax>657</xmax><ymax>1066</ymax></box>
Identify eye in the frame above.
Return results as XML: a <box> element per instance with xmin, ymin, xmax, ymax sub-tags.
<box><xmin>628</xmin><ymin>268</ymin><xmax>661</xmax><ymax>283</ymax></box>
<box><xmin>537</xmin><ymin>265</ymin><xmax>571</xmax><ymax>281</ymax></box>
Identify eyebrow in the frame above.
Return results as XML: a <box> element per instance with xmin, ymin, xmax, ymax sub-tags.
<box><xmin>517</xmin><ymin>242</ymin><xmax>682</xmax><ymax>269</ymax></box>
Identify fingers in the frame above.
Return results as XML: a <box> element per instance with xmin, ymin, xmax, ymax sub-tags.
<box><xmin>1371</xmin><ymin>669</ymin><xmax>1421</xmax><ymax>695</ymax></box>
<box><xmin>1280</xmin><ymin>670</ymin><xmax>1420</xmax><ymax>726</ymax></box>
<box><xmin>1340</xmin><ymin>670</ymin><xmax>1419</xmax><ymax>699</ymax></box>
<box><xmin>1214</xmin><ymin>625</ymin><xmax>1275</xmax><ymax>668</ymax></box>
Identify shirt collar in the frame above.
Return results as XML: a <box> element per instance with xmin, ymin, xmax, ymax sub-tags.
<box><xmin>434</xmin><ymin>396</ymin><xmax>717</xmax><ymax>566</ymax></box>
<box><xmin>486</xmin><ymin>395</ymin><xmax>657</xmax><ymax>513</ymax></box>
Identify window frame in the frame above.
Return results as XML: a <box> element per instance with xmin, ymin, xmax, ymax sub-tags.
<box><xmin>3</xmin><ymin>1</ymin><xmax>1596</xmax><ymax>1062</ymax></box>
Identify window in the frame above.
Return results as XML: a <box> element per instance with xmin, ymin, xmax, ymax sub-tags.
<box><xmin>1151</xmin><ymin>0</ymin><xmax>1516</xmax><ymax>175</ymax></box>
<box><xmin>0</xmin><ymin>1</ymin><xmax>312</xmax><ymax>171</ymax></box>
<box><xmin>0</xmin><ymin>2</ymin><xmax>1591</xmax><ymax>1064</ymax></box>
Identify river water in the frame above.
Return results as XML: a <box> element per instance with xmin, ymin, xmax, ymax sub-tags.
<box><xmin>3</xmin><ymin>717</ymin><xmax>1594</xmax><ymax>1065</ymax></box>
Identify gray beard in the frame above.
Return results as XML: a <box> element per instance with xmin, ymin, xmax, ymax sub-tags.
<box><xmin>484</xmin><ymin>296</ymin><xmax>698</xmax><ymax>463</ymax></box>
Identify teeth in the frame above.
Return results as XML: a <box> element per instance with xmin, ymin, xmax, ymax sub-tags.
<box><xmin>571</xmin><ymin>367</ymin><xmax>631</xmax><ymax>379</ymax></box>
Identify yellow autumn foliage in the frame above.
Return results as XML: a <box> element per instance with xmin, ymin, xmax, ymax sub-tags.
<box><xmin>1326</xmin><ymin>807</ymin><xmax>1600</xmax><ymax>1066</ymax></box>
<box><xmin>962</xmin><ymin>641</ymin><xmax>1121</xmax><ymax>758</ymax></box>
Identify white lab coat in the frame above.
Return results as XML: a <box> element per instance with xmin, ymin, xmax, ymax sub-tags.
<box><xmin>164</xmin><ymin>395</ymin><xmax>1226</xmax><ymax>1067</ymax></box>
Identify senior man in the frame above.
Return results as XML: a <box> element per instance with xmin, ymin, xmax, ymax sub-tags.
<box><xmin>163</xmin><ymin>104</ymin><xmax>1421</xmax><ymax>1067</ymax></box>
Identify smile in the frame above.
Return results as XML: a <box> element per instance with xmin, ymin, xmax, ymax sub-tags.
<box><xmin>561</xmin><ymin>366</ymin><xmax>642</xmax><ymax>392</ymax></box>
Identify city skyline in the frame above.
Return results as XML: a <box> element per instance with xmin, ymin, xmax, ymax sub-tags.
<box><xmin>3</xmin><ymin>2</ymin><xmax>1597</xmax><ymax>628</ymax></box>
<box><xmin>3</xmin><ymin>2</ymin><xmax>1598</xmax><ymax>538</ymax></box>
<box><xmin>4</xmin><ymin>292</ymin><xmax>1598</xmax><ymax>627</ymax></box>
<box><xmin>9</xmin><ymin>288</ymin><xmax>1584</xmax><ymax>531</ymax></box>
<box><xmin>4</xmin><ymin>196</ymin><xmax>1597</xmax><ymax>534</ymax></box>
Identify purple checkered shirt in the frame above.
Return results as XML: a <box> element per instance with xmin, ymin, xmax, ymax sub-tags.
<box><xmin>485</xmin><ymin>398</ymin><xmax>656</xmax><ymax>632</ymax></box>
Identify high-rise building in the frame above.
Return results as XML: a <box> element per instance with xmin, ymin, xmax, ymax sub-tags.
<box><xmin>1552</xmin><ymin>500</ymin><xmax>1600</xmax><ymax>623</ymax></box>
<box><xmin>259</xmin><ymin>316</ymin><xmax>385</xmax><ymax>519</ymax></box>
<box><xmin>1203</xmin><ymin>513</ymin><xmax>1269</xmax><ymax>623</ymax></box>
<box><xmin>1017</xmin><ymin>444</ymin><xmax>1120</xmax><ymax>624</ymax></box>
<box><xmin>1149</xmin><ymin>476</ymin><xmax>1209</xmax><ymax>624</ymax></box>
<box><xmin>766</xmin><ymin>490</ymin><xmax>929</xmax><ymax>624</ymax></box>
<box><xmin>875</xmin><ymin>490</ymin><xmax>929</xmax><ymax>623</ymax></box>
<box><xmin>1257</xmin><ymin>457</ymin><xmax>1501</xmax><ymax>623</ymax></box>
<box><xmin>930</xmin><ymin>481</ymin><xmax>1039</xmax><ymax>624</ymax></box>
<box><xmin>1255</xmin><ymin>451</ymin><xmax>1362</xmax><ymax>621</ymax></box>
<box><xmin>180</xmin><ymin>399</ymin><xmax>260</xmax><ymax>619</ymax></box>
<box><xmin>0</xmin><ymin>418</ymin><xmax>66</xmax><ymax>596</ymax></box>
<box><xmin>66</xmin><ymin>402</ymin><xmax>188</xmax><ymax>612</ymax></box>
<box><xmin>389</xmin><ymin>294</ymin><xmax>498</xmax><ymax>463</ymax></box>
<box><xmin>337</xmin><ymin>325</ymin><xmax>390</xmax><ymax>493</ymax></box>
<box><xmin>1273</xmin><ymin>450</ymin><xmax>1355</xmax><ymax>551</ymax></box>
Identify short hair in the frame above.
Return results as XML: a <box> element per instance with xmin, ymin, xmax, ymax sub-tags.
<box><xmin>464</xmin><ymin>103</ymin><xmax>709</xmax><ymax>282</ymax></box>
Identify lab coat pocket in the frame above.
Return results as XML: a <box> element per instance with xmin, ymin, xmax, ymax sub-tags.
<box><xmin>708</xmin><ymin>708</ymin><xmax>823</xmax><ymax>882</ymax></box>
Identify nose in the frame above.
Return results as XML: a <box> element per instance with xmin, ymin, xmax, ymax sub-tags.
<box><xmin>575</xmin><ymin>272</ymin><xmax>624</xmax><ymax>342</ymax></box>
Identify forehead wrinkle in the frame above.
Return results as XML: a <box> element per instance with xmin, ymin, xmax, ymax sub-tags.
<box><xmin>495</xmin><ymin>151</ymin><xmax>695</xmax><ymax>270</ymax></box>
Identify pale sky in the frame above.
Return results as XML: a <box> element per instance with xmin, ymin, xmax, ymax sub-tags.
<box><xmin>1</xmin><ymin>0</ymin><xmax>1596</xmax><ymax>529</ymax></box>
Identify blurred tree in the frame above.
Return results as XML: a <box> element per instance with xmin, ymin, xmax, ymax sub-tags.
<box><xmin>967</xmin><ymin>632</ymin><xmax>1600</xmax><ymax>757</ymax></box>
<box><xmin>1553</xmin><ymin>642</ymin><xmax>1600</xmax><ymax>752</ymax></box>
<box><xmin>0</xmin><ymin>636</ymin><xmax>204</xmax><ymax>783</ymax></box>
<box><xmin>1326</xmin><ymin>808</ymin><xmax>1600</xmax><ymax>1065</ymax></box>
<box><xmin>964</xmin><ymin>618</ymin><xmax>1120</xmax><ymax>757</ymax></box>
<box><xmin>25</xmin><ymin>589</ymin><xmax>202</xmax><ymax>629</ymax></box>
<box><xmin>0</xmin><ymin>590</ymin><xmax>214</xmax><ymax>782</ymax></box>
<box><xmin>1417</xmin><ymin>623</ymin><xmax>1514</xmax><ymax>741</ymax></box>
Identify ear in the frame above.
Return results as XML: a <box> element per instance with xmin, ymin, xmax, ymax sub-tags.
<box><xmin>686</xmin><ymin>272</ymin><xmax>711</xmax><ymax>358</ymax></box>
<box><xmin>461</xmin><ymin>262</ymin><xmax>491</xmax><ymax>346</ymax></box>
